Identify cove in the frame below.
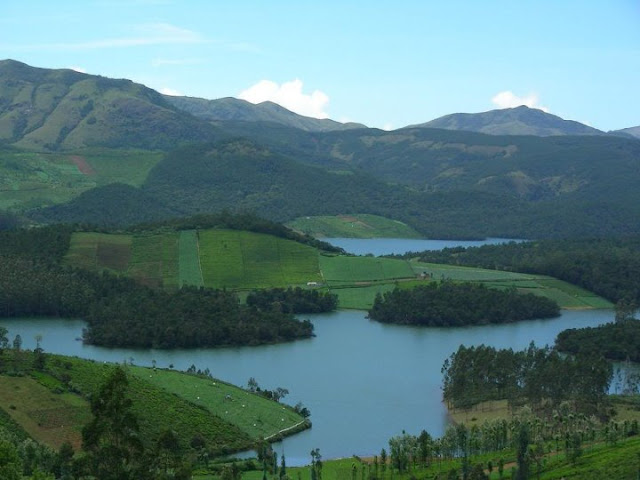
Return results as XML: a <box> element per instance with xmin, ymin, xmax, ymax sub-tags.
<box><xmin>1</xmin><ymin>309</ymin><xmax>613</xmax><ymax>466</ymax></box>
<box><xmin>324</xmin><ymin>237</ymin><xmax>522</xmax><ymax>256</ymax></box>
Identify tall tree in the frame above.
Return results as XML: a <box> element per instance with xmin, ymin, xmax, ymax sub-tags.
<box><xmin>81</xmin><ymin>366</ymin><xmax>147</xmax><ymax>480</ymax></box>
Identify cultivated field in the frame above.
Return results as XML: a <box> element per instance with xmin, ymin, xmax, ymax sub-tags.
<box><xmin>62</xmin><ymin>230</ymin><xmax>613</xmax><ymax>311</ymax></box>
<box><xmin>0</xmin><ymin>375</ymin><xmax>91</xmax><ymax>450</ymax></box>
<box><xmin>198</xmin><ymin>229</ymin><xmax>321</xmax><ymax>289</ymax></box>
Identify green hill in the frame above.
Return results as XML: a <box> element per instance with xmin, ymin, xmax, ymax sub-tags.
<box><xmin>0</xmin><ymin>59</ymin><xmax>218</xmax><ymax>150</ymax></box>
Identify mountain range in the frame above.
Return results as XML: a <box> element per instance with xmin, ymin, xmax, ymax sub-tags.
<box><xmin>1</xmin><ymin>59</ymin><xmax>639</xmax><ymax>239</ymax></box>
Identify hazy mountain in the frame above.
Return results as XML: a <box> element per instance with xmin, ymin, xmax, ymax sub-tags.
<box><xmin>613</xmin><ymin>126</ymin><xmax>640</xmax><ymax>139</ymax></box>
<box><xmin>411</xmin><ymin>106</ymin><xmax>604</xmax><ymax>136</ymax></box>
<box><xmin>0</xmin><ymin>59</ymin><xmax>218</xmax><ymax>150</ymax></box>
<box><xmin>165</xmin><ymin>95</ymin><xmax>366</xmax><ymax>132</ymax></box>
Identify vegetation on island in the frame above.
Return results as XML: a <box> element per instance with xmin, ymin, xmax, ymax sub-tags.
<box><xmin>441</xmin><ymin>343</ymin><xmax>612</xmax><ymax>415</ymax></box>
<box><xmin>556</xmin><ymin>317</ymin><xmax>640</xmax><ymax>363</ymax></box>
<box><xmin>368</xmin><ymin>282</ymin><xmax>560</xmax><ymax>326</ymax></box>
<box><xmin>246</xmin><ymin>287</ymin><xmax>338</xmax><ymax>314</ymax></box>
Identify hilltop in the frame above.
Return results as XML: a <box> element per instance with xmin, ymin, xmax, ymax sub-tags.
<box><xmin>411</xmin><ymin>105</ymin><xmax>605</xmax><ymax>136</ymax></box>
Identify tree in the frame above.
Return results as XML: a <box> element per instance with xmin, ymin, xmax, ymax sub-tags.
<box><xmin>33</xmin><ymin>334</ymin><xmax>45</xmax><ymax>371</ymax></box>
<box><xmin>515</xmin><ymin>422</ymin><xmax>530</xmax><ymax>480</ymax></box>
<box><xmin>0</xmin><ymin>440</ymin><xmax>21</xmax><ymax>480</ymax></box>
<box><xmin>81</xmin><ymin>366</ymin><xmax>147</xmax><ymax>480</ymax></box>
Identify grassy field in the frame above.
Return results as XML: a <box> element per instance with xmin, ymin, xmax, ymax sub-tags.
<box><xmin>287</xmin><ymin>214</ymin><xmax>422</xmax><ymax>239</ymax></box>
<box><xmin>0</xmin><ymin>149</ymin><xmax>162</xmax><ymax>211</ymax></box>
<box><xmin>129</xmin><ymin>368</ymin><xmax>306</xmax><ymax>441</ymax></box>
<box><xmin>199</xmin><ymin>229</ymin><xmax>321</xmax><ymax>289</ymax></box>
<box><xmin>179</xmin><ymin>230</ymin><xmax>204</xmax><ymax>287</ymax></box>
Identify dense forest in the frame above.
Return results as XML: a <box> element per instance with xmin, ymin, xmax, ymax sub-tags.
<box><xmin>404</xmin><ymin>237</ymin><xmax>640</xmax><ymax>304</ymax></box>
<box><xmin>556</xmin><ymin>318</ymin><xmax>640</xmax><ymax>363</ymax></box>
<box><xmin>246</xmin><ymin>287</ymin><xmax>338</xmax><ymax>314</ymax></box>
<box><xmin>442</xmin><ymin>343</ymin><xmax>612</xmax><ymax>415</ymax></box>
<box><xmin>0</xmin><ymin>220</ymin><xmax>328</xmax><ymax>348</ymax></box>
<box><xmin>368</xmin><ymin>282</ymin><xmax>559</xmax><ymax>326</ymax></box>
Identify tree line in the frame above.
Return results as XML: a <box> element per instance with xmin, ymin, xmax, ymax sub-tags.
<box><xmin>368</xmin><ymin>281</ymin><xmax>559</xmax><ymax>327</ymax></box>
<box><xmin>556</xmin><ymin>318</ymin><xmax>640</xmax><ymax>363</ymax></box>
<box><xmin>246</xmin><ymin>287</ymin><xmax>338</xmax><ymax>314</ymax></box>
<box><xmin>441</xmin><ymin>343</ymin><xmax>612</xmax><ymax>416</ymax></box>
<box><xmin>401</xmin><ymin>236</ymin><xmax>640</xmax><ymax>304</ymax></box>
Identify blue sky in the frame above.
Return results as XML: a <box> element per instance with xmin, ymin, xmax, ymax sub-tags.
<box><xmin>1</xmin><ymin>0</ymin><xmax>638</xmax><ymax>131</ymax></box>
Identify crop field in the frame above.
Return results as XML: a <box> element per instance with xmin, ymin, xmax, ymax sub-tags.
<box><xmin>199</xmin><ymin>230</ymin><xmax>321</xmax><ymax>289</ymax></box>
<box><xmin>287</xmin><ymin>214</ymin><xmax>421</xmax><ymax>239</ymax></box>
<box><xmin>63</xmin><ymin>232</ymin><xmax>132</xmax><ymax>272</ymax></box>
<box><xmin>0</xmin><ymin>375</ymin><xmax>91</xmax><ymax>450</ymax></box>
<box><xmin>320</xmin><ymin>255</ymin><xmax>414</xmax><ymax>284</ymax></box>
<box><xmin>129</xmin><ymin>368</ymin><xmax>306</xmax><ymax>441</ymax></box>
<box><xmin>129</xmin><ymin>233</ymin><xmax>179</xmax><ymax>288</ymax></box>
<box><xmin>178</xmin><ymin>230</ymin><xmax>204</xmax><ymax>287</ymax></box>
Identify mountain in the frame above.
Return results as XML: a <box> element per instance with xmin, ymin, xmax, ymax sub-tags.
<box><xmin>0</xmin><ymin>59</ymin><xmax>218</xmax><ymax>150</ymax></box>
<box><xmin>613</xmin><ymin>126</ymin><xmax>640</xmax><ymax>139</ymax></box>
<box><xmin>165</xmin><ymin>95</ymin><xmax>366</xmax><ymax>132</ymax></box>
<box><xmin>411</xmin><ymin>106</ymin><xmax>604</xmax><ymax>136</ymax></box>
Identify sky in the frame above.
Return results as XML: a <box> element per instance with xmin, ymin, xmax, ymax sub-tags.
<box><xmin>1</xmin><ymin>0</ymin><xmax>639</xmax><ymax>131</ymax></box>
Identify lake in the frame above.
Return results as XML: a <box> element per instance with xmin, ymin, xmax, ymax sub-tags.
<box><xmin>324</xmin><ymin>237</ymin><xmax>522</xmax><ymax>256</ymax></box>
<box><xmin>0</xmin><ymin>237</ymin><xmax>613</xmax><ymax>466</ymax></box>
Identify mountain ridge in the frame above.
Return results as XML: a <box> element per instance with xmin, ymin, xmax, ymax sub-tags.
<box><xmin>411</xmin><ymin>105</ymin><xmax>605</xmax><ymax>136</ymax></box>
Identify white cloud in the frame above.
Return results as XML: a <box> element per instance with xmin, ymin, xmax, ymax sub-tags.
<box><xmin>382</xmin><ymin>122</ymin><xmax>394</xmax><ymax>131</ymax></box>
<box><xmin>1</xmin><ymin>22</ymin><xmax>204</xmax><ymax>52</ymax></box>
<box><xmin>159</xmin><ymin>87</ymin><xmax>183</xmax><ymax>96</ymax></box>
<box><xmin>238</xmin><ymin>79</ymin><xmax>329</xmax><ymax>119</ymax></box>
<box><xmin>69</xmin><ymin>66</ymin><xmax>87</xmax><ymax>73</ymax></box>
<box><xmin>491</xmin><ymin>91</ymin><xmax>549</xmax><ymax>112</ymax></box>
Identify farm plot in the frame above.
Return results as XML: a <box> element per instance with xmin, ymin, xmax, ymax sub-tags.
<box><xmin>128</xmin><ymin>232</ymin><xmax>179</xmax><ymax>288</ymax></box>
<box><xmin>178</xmin><ymin>230</ymin><xmax>204</xmax><ymax>287</ymax></box>
<box><xmin>199</xmin><ymin>230</ymin><xmax>321</xmax><ymax>289</ymax></box>
<box><xmin>0</xmin><ymin>375</ymin><xmax>91</xmax><ymax>450</ymax></box>
<box><xmin>330</xmin><ymin>283</ymin><xmax>396</xmax><ymax>309</ymax></box>
<box><xmin>63</xmin><ymin>232</ymin><xmax>132</xmax><ymax>272</ymax></box>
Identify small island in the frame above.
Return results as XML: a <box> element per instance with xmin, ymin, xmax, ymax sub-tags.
<box><xmin>368</xmin><ymin>281</ymin><xmax>560</xmax><ymax>326</ymax></box>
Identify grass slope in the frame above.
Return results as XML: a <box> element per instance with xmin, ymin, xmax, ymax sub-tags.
<box><xmin>287</xmin><ymin>214</ymin><xmax>422</xmax><ymax>239</ymax></box>
<box><xmin>129</xmin><ymin>368</ymin><xmax>307</xmax><ymax>441</ymax></box>
<box><xmin>0</xmin><ymin>353</ymin><xmax>258</xmax><ymax>455</ymax></box>
<box><xmin>0</xmin><ymin>149</ymin><xmax>162</xmax><ymax>211</ymax></box>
